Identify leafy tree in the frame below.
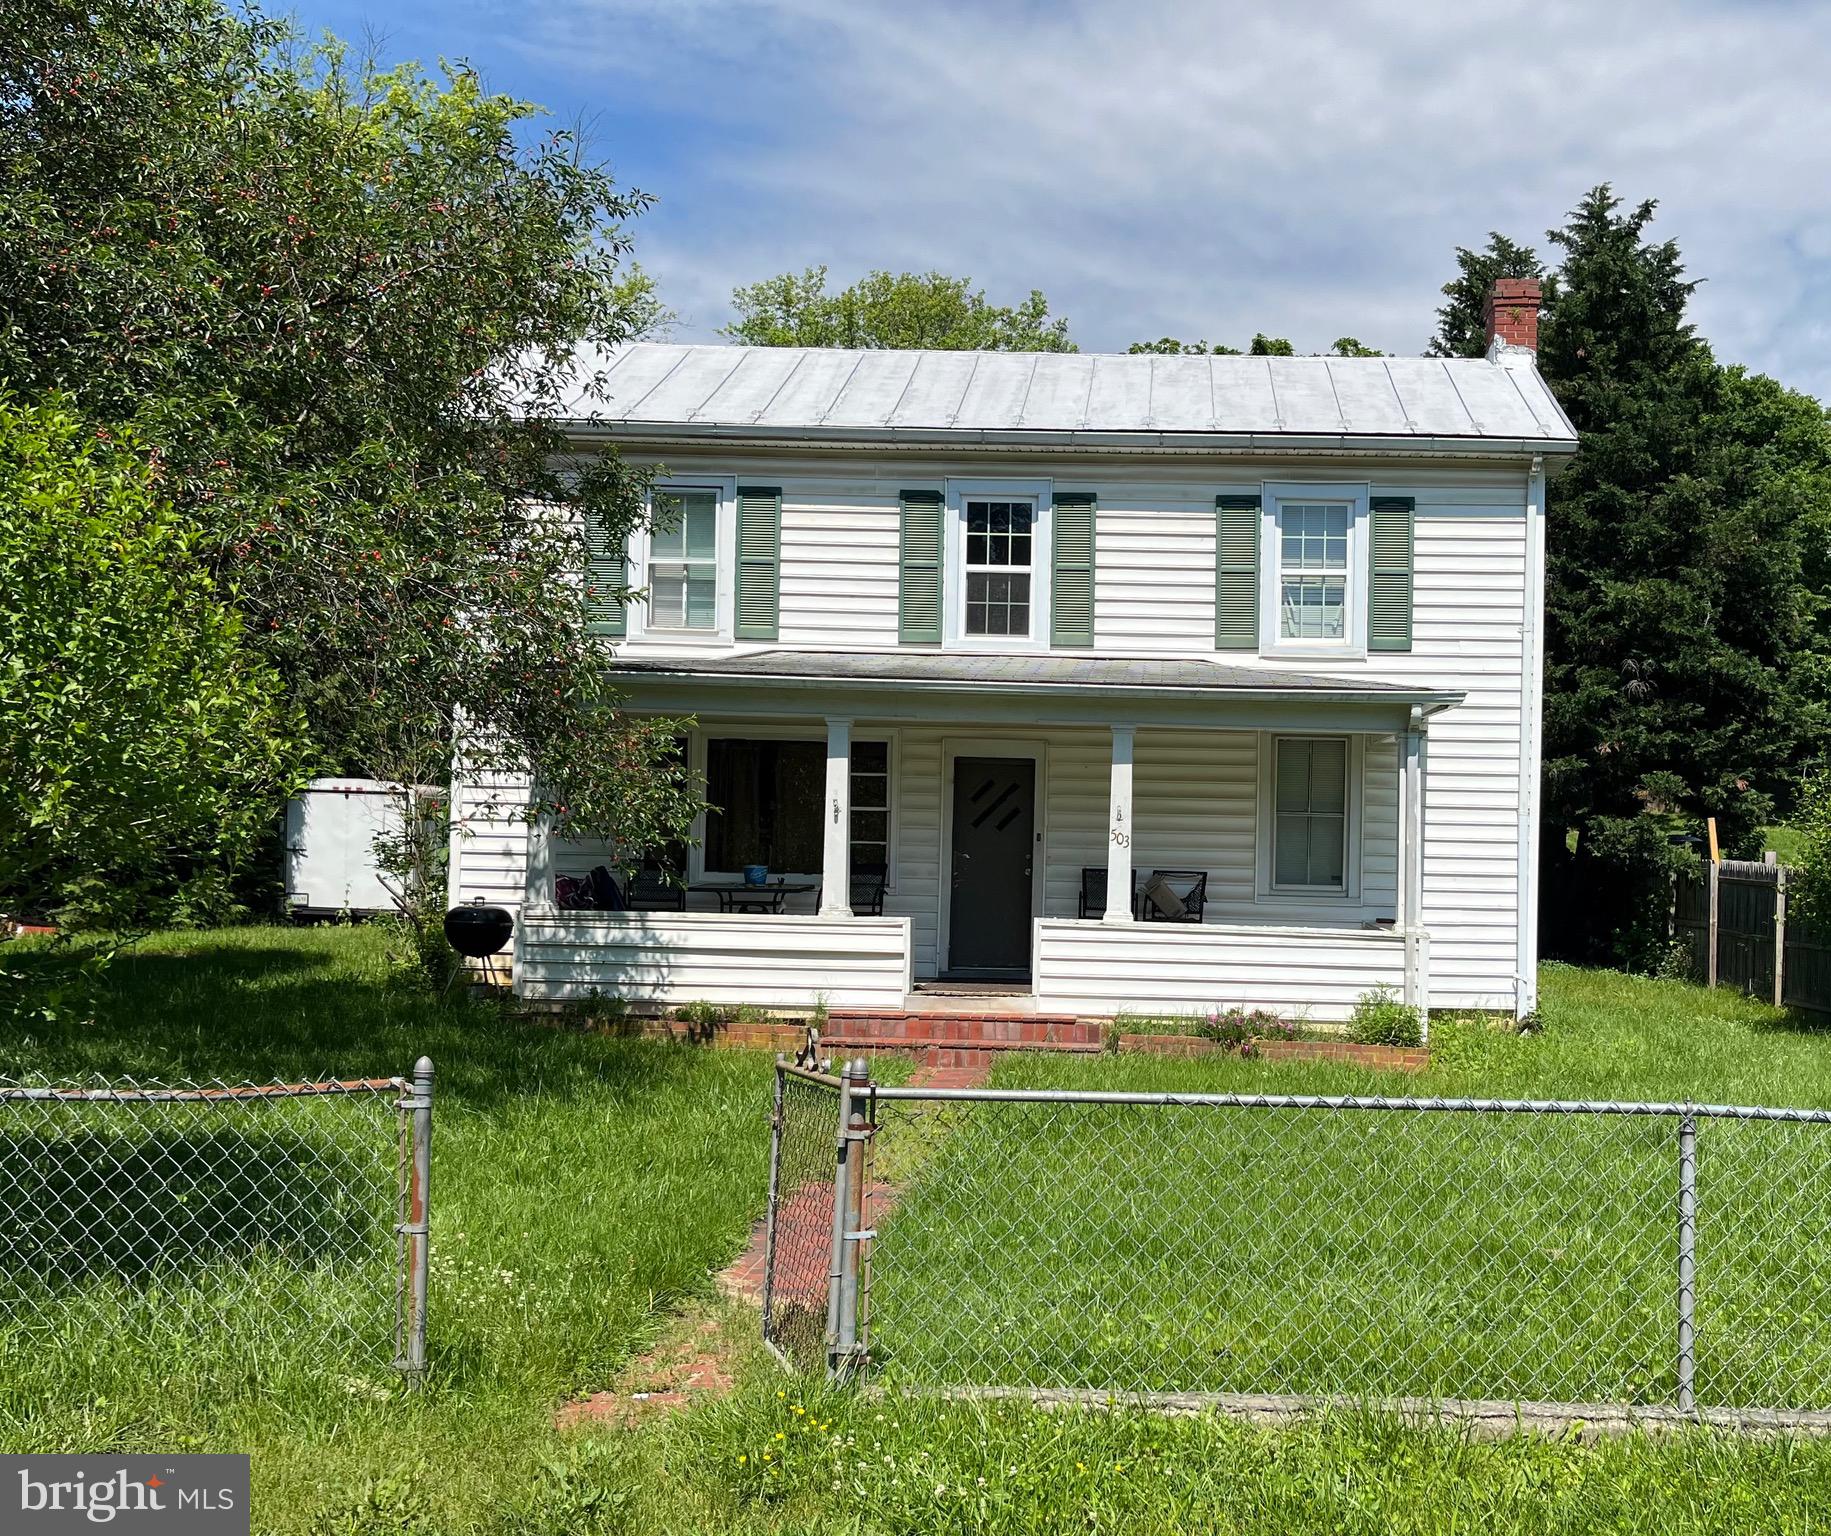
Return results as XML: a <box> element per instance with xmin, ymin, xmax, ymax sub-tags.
<box><xmin>612</xmin><ymin>262</ymin><xmax>678</xmax><ymax>341</ymax></box>
<box><xmin>1128</xmin><ymin>334</ymin><xmax>1376</xmax><ymax>357</ymax></box>
<box><xmin>1128</xmin><ymin>338</ymin><xmax>1241</xmax><ymax>356</ymax></box>
<box><xmin>1428</xmin><ymin>232</ymin><xmax>1557</xmax><ymax>358</ymax></box>
<box><xmin>0</xmin><ymin>397</ymin><xmax>303</xmax><ymax>932</ymax></box>
<box><xmin>724</xmin><ymin>265</ymin><xmax>1076</xmax><ymax>351</ymax></box>
<box><xmin>1525</xmin><ymin>189</ymin><xmax>1831</xmax><ymax>965</ymax></box>
<box><xmin>1</xmin><ymin>1</ymin><xmax>699</xmax><ymax>937</ymax></box>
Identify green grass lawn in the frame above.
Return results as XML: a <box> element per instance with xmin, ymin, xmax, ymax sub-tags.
<box><xmin>865</xmin><ymin>968</ymin><xmax>1831</xmax><ymax>1408</ymax></box>
<box><xmin>0</xmin><ymin>925</ymin><xmax>776</xmax><ymax>1532</ymax></box>
<box><xmin>7</xmin><ymin>934</ymin><xmax>1831</xmax><ymax>1532</ymax></box>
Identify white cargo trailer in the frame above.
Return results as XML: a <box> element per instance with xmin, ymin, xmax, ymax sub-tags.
<box><xmin>283</xmin><ymin>778</ymin><xmax>424</xmax><ymax>917</ymax></box>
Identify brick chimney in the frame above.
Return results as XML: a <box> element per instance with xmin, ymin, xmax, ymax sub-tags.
<box><xmin>1484</xmin><ymin>277</ymin><xmax>1542</xmax><ymax>355</ymax></box>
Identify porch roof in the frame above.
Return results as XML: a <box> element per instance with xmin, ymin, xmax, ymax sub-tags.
<box><xmin>608</xmin><ymin>649</ymin><xmax>1461</xmax><ymax>714</ymax></box>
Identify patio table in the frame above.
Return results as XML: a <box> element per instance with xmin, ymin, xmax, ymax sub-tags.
<box><xmin>687</xmin><ymin>880</ymin><xmax>817</xmax><ymax>914</ymax></box>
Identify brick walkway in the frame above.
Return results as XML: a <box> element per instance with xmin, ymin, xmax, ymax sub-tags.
<box><xmin>718</xmin><ymin>1057</ymin><xmax>989</xmax><ymax>1303</ymax></box>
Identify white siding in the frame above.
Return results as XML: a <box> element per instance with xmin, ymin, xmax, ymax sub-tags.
<box><xmin>1033</xmin><ymin>919</ymin><xmax>1406</xmax><ymax>1022</ymax></box>
<box><xmin>778</xmin><ymin>490</ymin><xmax>900</xmax><ymax>647</ymax></box>
<box><xmin>887</xmin><ymin>723</ymin><xmax>1399</xmax><ymax>982</ymax></box>
<box><xmin>1096</xmin><ymin>499</ymin><xmax>1217</xmax><ymax>652</ymax></box>
<box><xmin>516</xmin><ymin>913</ymin><xmax>912</xmax><ymax>1008</ymax></box>
<box><xmin>459</xmin><ymin>448</ymin><xmax>1533</xmax><ymax>1013</ymax></box>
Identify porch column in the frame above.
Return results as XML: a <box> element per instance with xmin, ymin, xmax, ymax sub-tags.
<box><xmin>820</xmin><ymin>717</ymin><xmax>853</xmax><ymax>917</ymax></box>
<box><xmin>1400</xmin><ymin>716</ymin><xmax>1429</xmax><ymax>1035</ymax></box>
<box><xmin>522</xmin><ymin>773</ymin><xmax>556</xmax><ymax>917</ymax></box>
<box><xmin>1104</xmin><ymin>724</ymin><xmax>1136</xmax><ymax>922</ymax></box>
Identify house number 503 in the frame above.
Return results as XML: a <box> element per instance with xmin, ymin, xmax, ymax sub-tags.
<box><xmin>1111</xmin><ymin>828</ymin><xmax>1131</xmax><ymax>848</ymax></box>
<box><xmin>833</xmin><ymin>797</ymin><xmax>842</xmax><ymax>824</ymax></box>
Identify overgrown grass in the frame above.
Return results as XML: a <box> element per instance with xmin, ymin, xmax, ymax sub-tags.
<box><xmin>657</xmin><ymin>1375</ymin><xmax>1831</xmax><ymax>1535</ymax></box>
<box><xmin>9</xmin><ymin>937</ymin><xmax>1831</xmax><ymax>1531</ymax></box>
<box><xmin>863</xmin><ymin>966</ymin><xmax>1831</xmax><ymax>1405</ymax></box>
<box><xmin>0</xmin><ymin>925</ymin><xmax>774</xmax><ymax>1533</ymax></box>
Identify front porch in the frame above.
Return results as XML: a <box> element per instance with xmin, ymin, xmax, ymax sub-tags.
<box><xmin>512</xmin><ymin>651</ymin><xmax>1456</xmax><ymax>1028</ymax></box>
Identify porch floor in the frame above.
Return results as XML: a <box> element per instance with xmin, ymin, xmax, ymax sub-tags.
<box><xmin>908</xmin><ymin>980</ymin><xmax>1036</xmax><ymax>1014</ymax></box>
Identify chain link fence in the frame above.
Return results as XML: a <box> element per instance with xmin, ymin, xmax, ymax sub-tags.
<box><xmin>766</xmin><ymin>1060</ymin><xmax>1831</xmax><ymax>1416</ymax></box>
<box><xmin>0</xmin><ymin>1062</ymin><xmax>432</xmax><ymax>1389</ymax></box>
<box><xmin>762</xmin><ymin>1064</ymin><xmax>848</xmax><ymax>1367</ymax></box>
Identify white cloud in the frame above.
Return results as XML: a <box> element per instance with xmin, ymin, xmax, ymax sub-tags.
<box><xmin>498</xmin><ymin>0</ymin><xmax>1831</xmax><ymax>392</ymax></box>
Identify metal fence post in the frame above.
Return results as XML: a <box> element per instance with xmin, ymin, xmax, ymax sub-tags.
<box><xmin>1676</xmin><ymin>1109</ymin><xmax>1697</xmax><ymax>1414</ymax></box>
<box><xmin>760</xmin><ymin>1057</ymin><xmax>787</xmax><ymax>1343</ymax></box>
<box><xmin>825</xmin><ymin>1056</ymin><xmax>869</xmax><ymax>1380</ymax></box>
<box><xmin>396</xmin><ymin>1055</ymin><xmax>433</xmax><ymax>1388</ymax></box>
<box><xmin>1706</xmin><ymin>861</ymin><xmax>1721</xmax><ymax>990</ymax></box>
<box><xmin>1775</xmin><ymin>864</ymin><xmax>1789</xmax><ymax>1008</ymax></box>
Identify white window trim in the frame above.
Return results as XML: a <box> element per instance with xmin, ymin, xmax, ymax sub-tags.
<box><xmin>686</xmin><ymin>724</ymin><xmax>899</xmax><ymax>890</ymax></box>
<box><xmin>943</xmin><ymin>478</ymin><xmax>1054</xmax><ymax>651</ymax></box>
<box><xmin>1259</xmin><ymin>481</ymin><xmax>1370</xmax><ymax>659</ymax></box>
<box><xmin>625</xmin><ymin>475</ymin><xmax>738</xmax><ymax>645</ymax></box>
<box><xmin>1255</xmin><ymin>732</ymin><xmax>1363</xmax><ymax>904</ymax></box>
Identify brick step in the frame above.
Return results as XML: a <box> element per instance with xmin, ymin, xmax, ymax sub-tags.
<box><xmin>827</xmin><ymin>1011</ymin><xmax>1100</xmax><ymax>1046</ymax></box>
<box><xmin>824</xmin><ymin>1033</ymin><xmax>1104</xmax><ymax>1056</ymax></box>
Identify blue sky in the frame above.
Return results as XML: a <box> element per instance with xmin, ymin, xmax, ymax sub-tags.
<box><xmin>285</xmin><ymin>0</ymin><xmax>1831</xmax><ymax>398</ymax></box>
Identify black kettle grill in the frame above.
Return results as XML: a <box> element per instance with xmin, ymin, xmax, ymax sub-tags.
<box><xmin>443</xmin><ymin>901</ymin><xmax>514</xmax><ymax>992</ymax></box>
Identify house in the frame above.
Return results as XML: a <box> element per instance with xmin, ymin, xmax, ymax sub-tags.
<box><xmin>450</xmin><ymin>279</ymin><xmax>1575</xmax><ymax>1030</ymax></box>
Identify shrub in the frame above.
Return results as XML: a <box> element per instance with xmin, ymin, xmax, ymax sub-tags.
<box><xmin>674</xmin><ymin>999</ymin><xmax>731</xmax><ymax>1039</ymax></box>
<box><xmin>1195</xmin><ymin>1007</ymin><xmax>1296</xmax><ymax>1051</ymax></box>
<box><xmin>1348</xmin><ymin>986</ymin><xmax>1422</xmax><ymax>1047</ymax></box>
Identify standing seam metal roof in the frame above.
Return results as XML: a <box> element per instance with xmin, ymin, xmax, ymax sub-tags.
<box><xmin>555</xmin><ymin>342</ymin><xmax>1577</xmax><ymax>446</ymax></box>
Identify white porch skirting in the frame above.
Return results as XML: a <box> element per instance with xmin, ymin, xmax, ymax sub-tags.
<box><xmin>515</xmin><ymin>912</ymin><xmax>914</xmax><ymax>1009</ymax></box>
<box><xmin>1032</xmin><ymin>919</ymin><xmax>1409</xmax><ymax>1023</ymax></box>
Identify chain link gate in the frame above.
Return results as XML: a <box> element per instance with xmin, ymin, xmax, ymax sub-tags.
<box><xmin>0</xmin><ymin>1058</ymin><xmax>433</xmax><ymax>1390</ymax></box>
<box><xmin>763</xmin><ymin>1058</ymin><xmax>1831</xmax><ymax>1419</ymax></box>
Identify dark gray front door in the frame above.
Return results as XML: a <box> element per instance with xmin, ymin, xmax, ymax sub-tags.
<box><xmin>948</xmin><ymin>756</ymin><xmax>1036</xmax><ymax>975</ymax></box>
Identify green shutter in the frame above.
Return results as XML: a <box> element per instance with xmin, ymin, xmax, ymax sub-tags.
<box><xmin>735</xmin><ymin>485</ymin><xmax>782</xmax><ymax>640</ymax></box>
<box><xmin>1368</xmin><ymin>496</ymin><xmax>1415</xmax><ymax>652</ymax></box>
<box><xmin>898</xmin><ymin>489</ymin><xmax>943</xmax><ymax>644</ymax></box>
<box><xmin>584</xmin><ymin>514</ymin><xmax>627</xmax><ymax>638</ymax></box>
<box><xmin>1214</xmin><ymin>493</ymin><xmax>1261</xmax><ymax>650</ymax></box>
<box><xmin>1050</xmin><ymin>492</ymin><xmax>1096</xmax><ymax>647</ymax></box>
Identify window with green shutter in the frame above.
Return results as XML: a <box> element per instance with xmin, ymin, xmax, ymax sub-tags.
<box><xmin>1368</xmin><ymin>496</ymin><xmax>1415</xmax><ymax>652</ymax></box>
<box><xmin>735</xmin><ymin>486</ymin><xmax>781</xmax><ymax>640</ymax></box>
<box><xmin>1215</xmin><ymin>493</ymin><xmax>1261</xmax><ymax>650</ymax></box>
<box><xmin>584</xmin><ymin>513</ymin><xmax>628</xmax><ymax>638</ymax></box>
<box><xmin>1050</xmin><ymin>492</ymin><xmax>1096</xmax><ymax>647</ymax></box>
<box><xmin>898</xmin><ymin>489</ymin><xmax>943</xmax><ymax>644</ymax></box>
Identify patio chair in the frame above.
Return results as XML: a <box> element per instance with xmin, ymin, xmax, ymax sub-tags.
<box><xmin>1139</xmin><ymin>869</ymin><xmax>1207</xmax><ymax>923</ymax></box>
<box><xmin>625</xmin><ymin>866</ymin><xmax>686</xmax><ymax>912</ymax></box>
<box><xmin>585</xmin><ymin>865</ymin><xmax>626</xmax><ymax>911</ymax></box>
<box><xmin>1079</xmin><ymin>866</ymin><xmax>1139</xmax><ymax>919</ymax></box>
<box><xmin>850</xmin><ymin>862</ymin><xmax>889</xmax><ymax>917</ymax></box>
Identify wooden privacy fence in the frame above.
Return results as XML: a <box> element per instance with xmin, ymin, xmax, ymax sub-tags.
<box><xmin>1675</xmin><ymin>859</ymin><xmax>1831</xmax><ymax>1013</ymax></box>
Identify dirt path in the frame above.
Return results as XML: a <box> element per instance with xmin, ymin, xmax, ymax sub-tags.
<box><xmin>559</xmin><ymin>1055</ymin><xmax>990</xmax><ymax>1429</ymax></box>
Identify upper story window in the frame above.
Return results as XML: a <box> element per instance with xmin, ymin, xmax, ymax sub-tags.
<box><xmin>943</xmin><ymin>478</ymin><xmax>1053</xmax><ymax>650</ymax></box>
<box><xmin>648</xmin><ymin>488</ymin><xmax>718</xmax><ymax>630</ymax></box>
<box><xmin>1279</xmin><ymin>503</ymin><xmax>1349</xmax><ymax>642</ymax></box>
<box><xmin>621</xmin><ymin>476</ymin><xmax>737</xmax><ymax>643</ymax></box>
<box><xmin>964</xmin><ymin>499</ymin><xmax>1035</xmax><ymax>637</ymax></box>
<box><xmin>1261</xmin><ymin>483</ymin><xmax>1369</xmax><ymax>656</ymax></box>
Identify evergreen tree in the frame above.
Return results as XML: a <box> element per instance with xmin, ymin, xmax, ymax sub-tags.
<box><xmin>1428</xmin><ymin>232</ymin><xmax>1555</xmax><ymax>358</ymax></box>
<box><xmin>1528</xmin><ymin>189</ymin><xmax>1831</xmax><ymax>965</ymax></box>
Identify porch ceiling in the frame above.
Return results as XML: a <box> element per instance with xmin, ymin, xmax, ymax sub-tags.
<box><xmin>606</xmin><ymin>649</ymin><xmax>1462</xmax><ymax>731</ymax></box>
